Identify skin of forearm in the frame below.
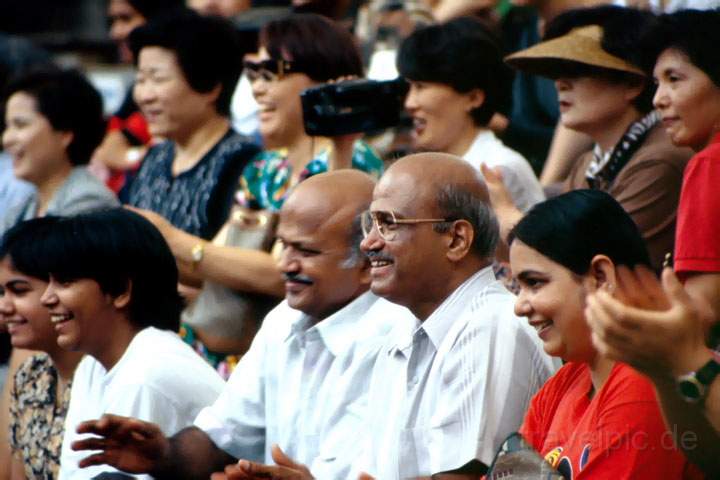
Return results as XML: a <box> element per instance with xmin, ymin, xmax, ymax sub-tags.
<box><xmin>153</xmin><ymin>427</ymin><xmax>236</xmax><ymax>480</ymax></box>
<box><xmin>170</xmin><ymin>228</ymin><xmax>285</xmax><ymax>297</ymax></box>
<box><xmin>650</xmin><ymin>375</ymin><xmax>720</xmax><ymax>477</ymax></box>
<box><xmin>683</xmin><ymin>273</ymin><xmax>720</xmax><ymax>327</ymax></box>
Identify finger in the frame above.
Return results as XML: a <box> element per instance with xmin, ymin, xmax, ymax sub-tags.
<box><xmin>357</xmin><ymin>473</ymin><xmax>376</xmax><ymax>480</ymax></box>
<box><xmin>71</xmin><ymin>436</ymin><xmax>117</xmax><ymax>452</ymax></box>
<box><xmin>271</xmin><ymin>444</ymin><xmax>299</xmax><ymax>468</ymax></box>
<box><xmin>593</xmin><ymin>291</ymin><xmax>644</xmax><ymax>332</ymax></box>
<box><xmin>225</xmin><ymin>462</ymin><xmax>257</xmax><ymax>479</ymax></box>
<box><xmin>634</xmin><ymin>265</ymin><xmax>671</xmax><ymax>309</ymax></box>
<box><xmin>76</xmin><ymin>414</ymin><xmax>128</xmax><ymax>435</ymax></box>
<box><xmin>236</xmin><ymin>460</ymin><xmax>274</xmax><ymax>478</ymax></box>
<box><xmin>210</xmin><ymin>473</ymin><xmax>229</xmax><ymax>480</ymax></box>
<box><xmin>77</xmin><ymin>452</ymin><xmax>116</xmax><ymax>468</ymax></box>
<box><xmin>614</xmin><ymin>265</ymin><xmax>645</xmax><ymax>307</ymax></box>
<box><xmin>480</xmin><ymin>163</ymin><xmax>503</xmax><ymax>183</ymax></box>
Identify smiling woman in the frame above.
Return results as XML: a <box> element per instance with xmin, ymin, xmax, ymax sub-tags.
<box><xmin>0</xmin><ymin>220</ymin><xmax>84</xmax><ymax>480</ymax></box>
<box><xmin>508</xmin><ymin>190</ymin><xmax>702</xmax><ymax>479</ymax></box>
<box><xmin>126</xmin><ymin>9</ymin><xmax>259</xmax><ymax>240</ymax></box>
<box><xmin>0</xmin><ymin>68</ymin><xmax>118</xmax><ymax>236</ymax></box>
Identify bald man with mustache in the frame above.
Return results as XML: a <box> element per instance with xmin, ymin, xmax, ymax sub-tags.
<box><xmin>68</xmin><ymin>170</ymin><xmax>412</xmax><ymax>480</ymax></box>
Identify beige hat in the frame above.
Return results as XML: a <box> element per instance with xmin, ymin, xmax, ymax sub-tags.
<box><xmin>505</xmin><ymin>25</ymin><xmax>645</xmax><ymax>78</ymax></box>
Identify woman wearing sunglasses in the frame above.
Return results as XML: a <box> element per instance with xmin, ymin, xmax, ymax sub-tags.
<box><xmin>241</xmin><ymin>13</ymin><xmax>383</xmax><ymax>212</ymax></box>
<box><xmin>130</xmin><ymin>13</ymin><xmax>383</xmax><ymax>377</ymax></box>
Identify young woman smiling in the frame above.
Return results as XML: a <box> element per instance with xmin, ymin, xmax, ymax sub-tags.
<box><xmin>509</xmin><ymin>189</ymin><xmax>701</xmax><ymax>479</ymax></box>
<box><xmin>0</xmin><ymin>221</ymin><xmax>84</xmax><ymax>480</ymax></box>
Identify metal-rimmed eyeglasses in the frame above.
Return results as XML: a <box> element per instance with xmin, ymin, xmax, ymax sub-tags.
<box><xmin>361</xmin><ymin>210</ymin><xmax>450</xmax><ymax>241</ymax></box>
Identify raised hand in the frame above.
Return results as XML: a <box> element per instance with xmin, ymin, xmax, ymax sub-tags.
<box><xmin>72</xmin><ymin>414</ymin><xmax>170</xmax><ymax>474</ymax></box>
<box><xmin>216</xmin><ymin>444</ymin><xmax>314</xmax><ymax>480</ymax></box>
<box><xmin>586</xmin><ymin>266</ymin><xmax>711</xmax><ymax>377</ymax></box>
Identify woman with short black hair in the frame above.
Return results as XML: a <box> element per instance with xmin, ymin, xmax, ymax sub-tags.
<box><xmin>397</xmin><ymin>17</ymin><xmax>544</xmax><ymax>213</ymax></box>
<box><xmin>126</xmin><ymin>9</ymin><xmax>259</xmax><ymax>240</ymax></box>
<box><xmin>1</xmin><ymin>68</ymin><xmax>118</xmax><ymax>236</ymax></box>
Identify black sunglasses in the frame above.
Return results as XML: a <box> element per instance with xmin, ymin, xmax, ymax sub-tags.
<box><xmin>243</xmin><ymin>59</ymin><xmax>302</xmax><ymax>82</ymax></box>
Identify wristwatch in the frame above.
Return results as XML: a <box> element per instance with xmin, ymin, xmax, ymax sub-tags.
<box><xmin>191</xmin><ymin>242</ymin><xmax>205</xmax><ymax>269</ymax></box>
<box><xmin>676</xmin><ymin>356</ymin><xmax>720</xmax><ymax>403</ymax></box>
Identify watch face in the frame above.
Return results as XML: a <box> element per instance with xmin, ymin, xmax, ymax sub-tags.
<box><xmin>678</xmin><ymin>379</ymin><xmax>702</xmax><ymax>402</ymax></box>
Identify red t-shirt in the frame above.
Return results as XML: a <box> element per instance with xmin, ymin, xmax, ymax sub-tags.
<box><xmin>675</xmin><ymin>133</ymin><xmax>720</xmax><ymax>275</ymax></box>
<box><xmin>519</xmin><ymin>362</ymin><xmax>702</xmax><ymax>479</ymax></box>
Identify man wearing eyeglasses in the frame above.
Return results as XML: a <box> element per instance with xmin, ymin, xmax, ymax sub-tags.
<box><xmin>64</xmin><ymin>170</ymin><xmax>412</xmax><ymax>479</ymax></box>
<box><xmin>354</xmin><ymin>152</ymin><xmax>557</xmax><ymax>479</ymax></box>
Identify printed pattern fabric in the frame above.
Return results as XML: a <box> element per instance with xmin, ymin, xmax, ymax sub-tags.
<box><xmin>9</xmin><ymin>353</ymin><xmax>70</xmax><ymax>480</ymax></box>
<box><xmin>239</xmin><ymin>141</ymin><xmax>383</xmax><ymax>211</ymax></box>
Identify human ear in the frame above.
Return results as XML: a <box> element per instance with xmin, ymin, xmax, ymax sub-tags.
<box><xmin>60</xmin><ymin>131</ymin><xmax>74</xmax><ymax>152</ymax></box>
<box><xmin>465</xmin><ymin>88</ymin><xmax>485</xmax><ymax>113</ymax></box>
<box><xmin>588</xmin><ymin>255</ymin><xmax>617</xmax><ymax>293</ymax></box>
<box><xmin>446</xmin><ymin>220</ymin><xmax>474</xmax><ymax>262</ymax></box>
<box><xmin>112</xmin><ymin>280</ymin><xmax>132</xmax><ymax>309</ymax></box>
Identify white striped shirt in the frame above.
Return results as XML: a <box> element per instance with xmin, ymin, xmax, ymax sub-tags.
<box><xmin>357</xmin><ymin>266</ymin><xmax>558</xmax><ymax>479</ymax></box>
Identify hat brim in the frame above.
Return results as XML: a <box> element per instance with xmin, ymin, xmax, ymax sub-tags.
<box><xmin>505</xmin><ymin>27</ymin><xmax>646</xmax><ymax>78</ymax></box>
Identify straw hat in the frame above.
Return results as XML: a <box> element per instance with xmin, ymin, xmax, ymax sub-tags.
<box><xmin>505</xmin><ymin>25</ymin><xmax>645</xmax><ymax>78</ymax></box>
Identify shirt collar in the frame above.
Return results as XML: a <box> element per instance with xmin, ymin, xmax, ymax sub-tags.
<box><xmin>420</xmin><ymin>266</ymin><xmax>497</xmax><ymax>350</ymax></box>
<box><xmin>284</xmin><ymin>290</ymin><xmax>378</xmax><ymax>357</ymax></box>
<box><xmin>391</xmin><ymin>266</ymin><xmax>497</xmax><ymax>353</ymax></box>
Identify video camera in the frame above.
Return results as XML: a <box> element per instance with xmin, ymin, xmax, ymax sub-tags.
<box><xmin>300</xmin><ymin>77</ymin><xmax>409</xmax><ymax>137</ymax></box>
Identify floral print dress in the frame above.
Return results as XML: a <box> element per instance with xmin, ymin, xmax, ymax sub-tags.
<box><xmin>9</xmin><ymin>353</ymin><xmax>71</xmax><ymax>479</ymax></box>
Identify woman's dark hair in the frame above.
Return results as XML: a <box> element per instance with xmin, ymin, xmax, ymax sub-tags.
<box><xmin>260</xmin><ymin>13</ymin><xmax>363</xmax><ymax>83</ymax></box>
<box><xmin>638</xmin><ymin>9</ymin><xmax>720</xmax><ymax>88</ymax></box>
<box><xmin>126</xmin><ymin>0</ymin><xmax>185</xmax><ymax>20</ymax></box>
<box><xmin>129</xmin><ymin>8</ymin><xmax>243</xmax><ymax>116</ymax></box>
<box><xmin>397</xmin><ymin>16</ymin><xmax>513</xmax><ymax>126</ymax></box>
<box><xmin>508</xmin><ymin>189</ymin><xmax>651</xmax><ymax>275</ymax></box>
<box><xmin>1</xmin><ymin>209</ymin><xmax>183</xmax><ymax>332</ymax></box>
<box><xmin>544</xmin><ymin>5</ymin><xmax>656</xmax><ymax>113</ymax></box>
<box><xmin>3</xmin><ymin>68</ymin><xmax>105</xmax><ymax>165</ymax></box>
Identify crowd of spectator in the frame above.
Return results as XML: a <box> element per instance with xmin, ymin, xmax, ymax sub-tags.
<box><xmin>1</xmin><ymin>1</ymin><xmax>720</xmax><ymax>479</ymax></box>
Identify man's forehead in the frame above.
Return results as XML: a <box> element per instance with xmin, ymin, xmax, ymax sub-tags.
<box><xmin>371</xmin><ymin>171</ymin><xmax>430</xmax><ymax>214</ymax></box>
<box><xmin>278</xmin><ymin>204</ymin><xmax>352</xmax><ymax>243</ymax></box>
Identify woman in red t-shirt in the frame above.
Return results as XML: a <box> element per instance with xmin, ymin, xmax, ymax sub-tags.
<box><xmin>508</xmin><ymin>189</ymin><xmax>701</xmax><ymax>480</ymax></box>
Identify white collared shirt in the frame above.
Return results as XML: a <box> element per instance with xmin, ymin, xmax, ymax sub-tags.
<box><xmin>59</xmin><ymin>327</ymin><xmax>224</xmax><ymax>479</ymax></box>
<box><xmin>463</xmin><ymin>130</ymin><xmax>545</xmax><ymax>212</ymax></box>
<box><xmin>357</xmin><ymin>267</ymin><xmax>558</xmax><ymax>479</ymax></box>
<box><xmin>194</xmin><ymin>291</ymin><xmax>411</xmax><ymax>479</ymax></box>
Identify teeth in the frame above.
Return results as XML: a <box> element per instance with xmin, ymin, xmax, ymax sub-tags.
<box><xmin>534</xmin><ymin>321</ymin><xmax>552</xmax><ymax>332</ymax></box>
<box><xmin>50</xmin><ymin>314</ymin><xmax>71</xmax><ymax>324</ymax></box>
<box><xmin>372</xmin><ymin>260</ymin><xmax>392</xmax><ymax>267</ymax></box>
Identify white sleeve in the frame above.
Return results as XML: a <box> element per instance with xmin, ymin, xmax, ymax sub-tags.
<box><xmin>193</xmin><ymin>320</ymin><xmax>270</xmax><ymax>461</ymax></box>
